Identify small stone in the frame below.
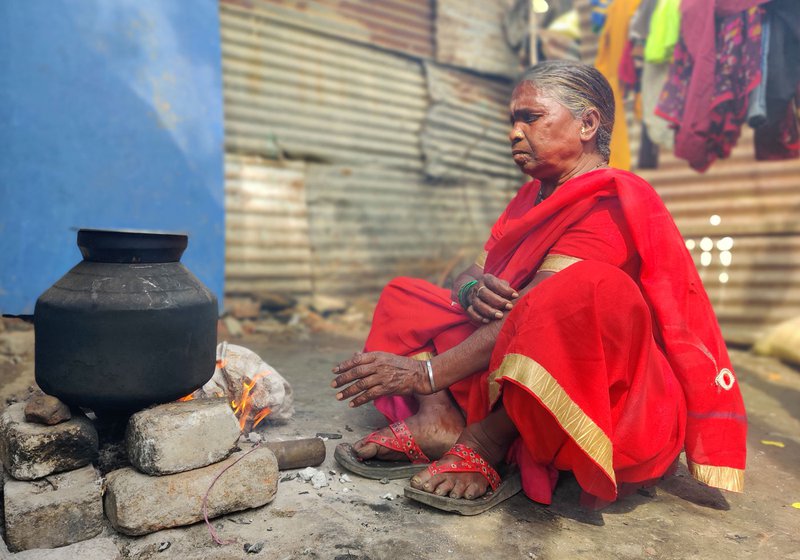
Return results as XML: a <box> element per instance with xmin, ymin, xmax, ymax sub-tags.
<box><xmin>0</xmin><ymin>403</ymin><xmax>98</xmax><ymax>480</ymax></box>
<box><xmin>11</xmin><ymin>536</ymin><xmax>121</xmax><ymax>559</ymax></box>
<box><xmin>298</xmin><ymin>467</ymin><xmax>319</xmax><ymax>482</ymax></box>
<box><xmin>104</xmin><ymin>447</ymin><xmax>278</xmax><ymax>536</ymax></box>
<box><xmin>310</xmin><ymin>295</ymin><xmax>348</xmax><ymax>315</ymax></box>
<box><xmin>3</xmin><ymin>465</ymin><xmax>104</xmax><ymax>552</ymax></box>
<box><xmin>341</xmin><ymin>487</ymin><xmax>350</xmax><ymax>493</ymax></box>
<box><xmin>24</xmin><ymin>394</ymin><xmax>71</xmax><ymax>425</ymax></box>
<box><xmin>247</xmin><ymin>432</ymin><xmax>263</xmax><ymax>444</ymax></box>
<box><xmin>126</xmin><ymin>398</ymin><xmax>240</xmax><ymax>475</ymax></box>
<box><xmin>339</xmin><ymin>474</ymin><xmax>351</xmax><ymax>484</ymax></box>
<box><xmin>223</xmin><ymin>316</ymin><xmax>244</xmax><ymax>337</ymax></box>
<box><xmin>244</xmin><ymin>542</ymin><xmax>265</xmax><ymax>554</ymax></box>
<box><xmin>260</xmin><ymin>292</ymin><xmax>297</xmax><ymax>312</ymax></box>
<box><xmin>158</xmin><ymin>541</ymin><xmax>171</xmax><ymax>552</ymax></box>
<box><xmin>311</xmin><ymin>471</ymin><xmax>328</xmax><ymax>489</ymax></box>
<box><xmin>379</xmin><ymin>478</ymin><xmax>390</xmax><ymax>485</ymax></box>
<box><xmin>225</xmin><ymin>296</ymin><xmax>262</xmax><ymax>319</ymax></box>
<box><xmin>381</xmin><ymin>493</ymin><xmax>394</xmax><ymax>501</ymax></box>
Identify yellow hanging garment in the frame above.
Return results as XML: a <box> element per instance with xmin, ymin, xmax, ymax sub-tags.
<box><xmin>594</xmin><ymin>0</ymin><xmax>642</xmax><ymax>170</ymax></box>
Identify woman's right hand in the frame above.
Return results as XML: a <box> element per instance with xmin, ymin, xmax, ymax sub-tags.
<box><xmin>465</xmin><ymin>274</ymin><xmax>519</xmax><ymax>324</ymax></box>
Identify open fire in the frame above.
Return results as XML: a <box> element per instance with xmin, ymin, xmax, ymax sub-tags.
<box><xmin>178</xmin><ymin>342</ymin><xmax>293</xmax><ymax>434</ymax></box>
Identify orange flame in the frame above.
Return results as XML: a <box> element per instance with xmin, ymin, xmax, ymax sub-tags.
<box><xmin>177</xmin><ymin>366</ymin><xmax>272</xmax><ymax>433</ymax></box>
<box><xmin>230</xmin><ymin>371</ymin><xmax>270</xmax><ymax>432</ymax></box>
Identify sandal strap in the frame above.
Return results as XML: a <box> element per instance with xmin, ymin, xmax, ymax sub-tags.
<box><xmin>426</xmin><ymin>443</ymin><xmax>501</xmax><ymax>491</ymax></box>
<box><xmin>362</xmin><ymin>421</ymin><xmax>430</xmax><ymax>464</ymax></box>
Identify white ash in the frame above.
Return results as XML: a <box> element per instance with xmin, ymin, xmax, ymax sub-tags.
<box><xmin>297</xmin><ymin>467</ymin><xmax>319</xmax><ymax>482</ymax></box>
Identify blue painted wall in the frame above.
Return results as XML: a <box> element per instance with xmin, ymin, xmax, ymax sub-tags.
<box><xmin>0</xmin><ymin>0</ymin><xmax>225</xmax><ymax>314</ymax></box>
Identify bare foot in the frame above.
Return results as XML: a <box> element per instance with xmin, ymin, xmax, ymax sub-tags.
<box><xmin>353</xmin><ymin>392</ymin><xmax>465</xmax><ymax>462</ymax></box>
<box><xmin>410</xmin><ymin>406</ymin><xmax>518</xmax><ymax>500</ymax></box>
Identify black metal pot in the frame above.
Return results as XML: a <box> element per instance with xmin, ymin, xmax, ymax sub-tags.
<box><xmin>34</xmin><ymin>229</ymin><xmax>218</xmax><ymax>415</ymax></box>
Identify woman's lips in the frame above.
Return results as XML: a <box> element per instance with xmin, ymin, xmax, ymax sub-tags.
<box><xmin>512</xmin><ymin>152</ymin><xmax>531</xmax><ymax>164</ymax></box>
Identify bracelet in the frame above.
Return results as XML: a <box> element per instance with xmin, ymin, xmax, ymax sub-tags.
<box><xmin>457</xmin><ymin>280</ymin><xmax>478</xmax><ymax>309</ymax></box>
<box><xmin>425</xmin><ymin>359</ymin><xmax>437</xmax><ymax>393</ymax></box>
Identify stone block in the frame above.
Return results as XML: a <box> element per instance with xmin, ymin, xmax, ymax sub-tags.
<box><xmin>0</xmin><ymin>403</ymin><xmax>98</xmax><ymax>481</ymax></box>
<box><xmin>11</xmin><ymin>537</ymin><xmax>120</xmax><ymax>560</ymax></box>
<box><xmin>3</xmin><ymin>465</ymin><xmax>104</xmax><ymax>552</ymax></box>
<box><xmin>104</xmin><ymin>446</ymin><xmax>278</xmax><ymax>536</ymax></box>
<box><xmin>125</xmin><ymin>399</ymin><xmax>240</xmax><ymax>475</ymax></box>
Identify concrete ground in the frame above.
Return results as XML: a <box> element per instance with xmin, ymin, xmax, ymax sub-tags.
<box><xmin>1</xmin><ymin>322</ymin><xmax>799</xmax><ymax>559</ymax></box>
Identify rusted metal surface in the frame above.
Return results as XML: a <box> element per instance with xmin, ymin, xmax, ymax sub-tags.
<box><xmin>422</xmin><ymin>63</ymin><xmax>523</xmax><ymax>181</ymax></box>
<box><xmin>220</xmin><ymin>2</ymin><xmax>427</xmax><ymax>169</ymax></box>
<box><xmin>224</xmin><ymin>155</ymin><xmax>314</xmax><ymax>296</ymax></box>
<box><xmin>304</xmin><ymin>165</ymin><xmax>517</xmax><ymax>295</ymax></box>
<box><xmin>435</xmin><ymin>0</ymin><xmax>523</xmax><ymax>77</ymax></box>
<box><xmin>639</xmin><ymin>128</ymin><xmax>800</xmax><ymax>344</ymax></box>
<box><xmin>220</xmin><ymin>0</ymin><xmax>433</xmax><ymax>59</ymax></box>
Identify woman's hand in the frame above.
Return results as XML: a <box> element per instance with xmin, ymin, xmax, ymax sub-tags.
<box><xmin>331</xmin><ymin>352</ymin><xmax>430</xmax><ymax>407</ymax></box>
<box><xmin>465</xmin><ymin>274</ymin><xmax>519</xmax><ymax>324</ymax></box>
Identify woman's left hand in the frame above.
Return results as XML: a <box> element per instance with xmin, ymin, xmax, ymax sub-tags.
<box><xmin>331</xmin><ymin>352</ymin><xmax>430</xmax><ymax>407</ymax></box>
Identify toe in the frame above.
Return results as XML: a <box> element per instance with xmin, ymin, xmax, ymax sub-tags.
<box><xmin>433</xmin><ymin>478</ymin><xmax>454</xmax><ymax>496</ymax></box>
<box><xmin>463</xmin><ymin>481</ymin><xmax>484</xmax><ymax>500</ymax></box>
<box><xmin>449</xmin><ymin>479</ymin><xmax>467</xmax><ymax>499</ymax></box>
<box><xmin>353</xmin><ymin>441</ymin><xmax>378</xmax><ymax>459</ymax></box>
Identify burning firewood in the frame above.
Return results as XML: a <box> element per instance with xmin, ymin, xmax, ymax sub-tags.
<box><xmin>181</xmin><ymin>342</ymin><xmax>294</xmax><ymax>434</ymax></box>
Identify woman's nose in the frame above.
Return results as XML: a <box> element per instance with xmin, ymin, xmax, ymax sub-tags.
<box><xmin>509</xmin><ymin>126</ymin><xmax>522</xmax><ymax>143</ymax></box>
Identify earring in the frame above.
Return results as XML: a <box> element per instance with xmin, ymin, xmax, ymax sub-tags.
<box><xmin>581</xmin><ymin>126</ymin><xmax>586</xmax><ymax>134</ymax></box>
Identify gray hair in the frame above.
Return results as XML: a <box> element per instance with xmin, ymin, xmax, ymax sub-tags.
<box><xmin>515</xmin><ymin>60</ymin><xmax>615</xmax><ymax>160</ymax></box>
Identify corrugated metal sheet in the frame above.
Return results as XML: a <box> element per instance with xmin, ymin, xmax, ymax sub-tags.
<box><xmin>436</xmin><ymin>0</ymin><xmax>523</xmax><ymax>77</ymax></box>
<box><xmin>639</xmin><ymin>128</ymin><xmax>800</xmax><ymax>344</ymax></box>
<box><xmin>220</xmin><ymin>1</ymin><xmax>427</xmax><ymax>169</ymax></box>
<box><xmin>220</xmin><ymin>0</ymin><xmax>433</xmax><ymax>59</ymax></box>
<box><xmin>225</xmin><ymin>155</ymin><xmax>314</xmax><ymax>295</ymax></box>
<box><xmin>575</xmin><ymin>0</ymin><xmax>598</xmax><ymax>64</ymax></box>
<box><xmin>422</xmin><ymin>63</ymin><xmax>524</xmax><ymax>181</ymax></box>
<box><xmin>305</xmin><ymin>165</ymin><xmax>516</xmax><ymax>295</ymax></box>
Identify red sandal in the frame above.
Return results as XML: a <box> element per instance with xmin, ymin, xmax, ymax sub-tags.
<box><xmin>404</xmin><ymin>443</ymin><xmax>523</xmax><ymax>515</ymax></box>
<box><xmin>334</xmin><ymin>421</ymin><xmax>431</xmax><ymax>480</ymax></box>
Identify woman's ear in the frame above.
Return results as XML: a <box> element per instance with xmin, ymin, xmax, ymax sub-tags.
<box><xmin>580</xmin><ymin>108</ymin><xmax>601</xmax><ymax>141</ymax></box>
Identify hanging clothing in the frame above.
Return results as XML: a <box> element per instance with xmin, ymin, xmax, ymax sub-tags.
<box><xmin>595</xmin><ymin>0</ymin><xmax>642</xmax><ymax>170</ymax></box>
<box><xmin>366</xmin><ymin>168</ymin><xmax>746</xmax><ymax>505</ymax></box>
<box><xmin>656</xmin><ymin>2</ymin><xmax>767</xmax><ymax>171</ymax></box>
<box><xmin>644</xmin><ymin>0</ymin><xmax>681</xmax><ymax>64</ymax></box>
<box><xmin>755</xmin><ymin>0</ymin><xmax>800</xmax><ymax>160</ymax></box>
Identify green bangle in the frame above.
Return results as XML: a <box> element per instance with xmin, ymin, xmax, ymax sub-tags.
<box><xmin>458</xmin><ymin>280</ymin><xmax>478</xmax><ymax>309</ymax></box>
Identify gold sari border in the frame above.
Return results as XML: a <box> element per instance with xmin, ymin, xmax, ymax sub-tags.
<box><xmin>488</xmin><ymin>353</ymin><xmax>616</xmax><ymax>485</ymax></box>
<box><xmin>538</xmin><ymin>254</ymin><xmax>582</xmax><ymax>273</ymax></box>
<box><xmin>688</xmin><ymin>462</ymin><xmax>744</xmax><ymax>493</ymax></box>
<box><xmin>475</xmin><ymin>251</ymin><xmax>488</xmax><ymax>269</ymax></box>
<box><xmin>410</xmin><ymin>351</ymin><xmax>435</xmax><ymax>361</ymax></box>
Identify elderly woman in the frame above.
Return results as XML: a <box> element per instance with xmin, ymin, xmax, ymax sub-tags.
<box><xmin>331</xmin><ymin>61</ymin><xmax>746</xmax><ymax>514</ymax></box>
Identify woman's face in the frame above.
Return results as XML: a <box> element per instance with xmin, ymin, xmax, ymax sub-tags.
<box><xmin>508</xmin><ymin>82</ymin><xmax>584</xmax><ymax>180</ymax></box>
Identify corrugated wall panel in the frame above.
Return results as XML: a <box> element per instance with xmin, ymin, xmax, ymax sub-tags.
<box><xmin>436</xmin><ymin>0</ymin><xmax>523</xmax><ymax>77</ymax></box>
<box><xmin>639</xmin><ymin>129</ymin><xmax>800</xmax><ymax>344</ymax></box>
<box><xmin>305</xmin><ymin>165</ymin><xmax>516</xmax><ymax>295</ymax></box>
<box><xmin>220</xmin><ymin>2</ymin><xmax>427</xmax><ymax>169</ymax></box>
<box><xmin>225</xmin><ymin>155</ymin><xmax>314</xmax><ymax>295</ymax></box>
<box><xmin>221</xmin><ymin>0</ymin><xmax>433</xmax><ymax>59</ymax></box>
<box><xmin>422</xmin><ymin>63</ymin><xmax>524</xmax><ymax>181</ymax></box>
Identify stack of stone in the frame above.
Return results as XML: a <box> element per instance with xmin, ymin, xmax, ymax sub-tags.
<box><xmin>0</xmin><ymin>395</ymin><xmax>104</xmax><ymax>553</ymax></box>
<box><xmin>103</xmin><ymin>398</ymin><xmax>279</xmax><ymax>536</ymax></box>
<box><xmin>1</xmin><ymin>395</ymin><xmax>280</xmax><ymax>553</ymax></box>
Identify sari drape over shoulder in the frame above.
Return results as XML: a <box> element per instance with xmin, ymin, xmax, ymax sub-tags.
<box><xmin>365</xmin><ymin>168</ymin><xmax>746</xmax><ymax>504</ymax></box>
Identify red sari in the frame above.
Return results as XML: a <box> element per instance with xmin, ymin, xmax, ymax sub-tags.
<box><xmin>365</xmin><ymin>168</ymin><xmax>747</xmax><ymax>504</ymax></box>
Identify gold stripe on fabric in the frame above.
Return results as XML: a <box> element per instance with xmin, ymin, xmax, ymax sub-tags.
<box><xmin>538</xmin><ymin>254</ymin><xmax>582</xmax><ymax>273</ymax></box>
<box><xmin>475</xmin><ymin>251</ymin><xmax>488</xmax><ymax>269</ymax></box>
<box><xmin>688</xmin><ymin>462</ymin><xmax>744</xmax><ymax>493</ymax></box>
<box><xmin>488</xmin><ymin>353</ymin><xmax>616</xmax><ymax>484</ymax></box>
<box><xmin>410</xmin><ymin>351</ymin><xmax>435</xmax><ymax>361</ymax></box>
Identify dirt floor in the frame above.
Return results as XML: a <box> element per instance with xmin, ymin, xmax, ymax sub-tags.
<box><xmin>1</xmin><ymin>319</ymin><xmax>800</xmax><ymax>560</ymax></box>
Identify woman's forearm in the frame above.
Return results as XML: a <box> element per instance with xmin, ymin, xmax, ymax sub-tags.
<box><xmin>430</xmin><ymin>319</ymin><xmax>503</xmax><ymax>389</ymax></box>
